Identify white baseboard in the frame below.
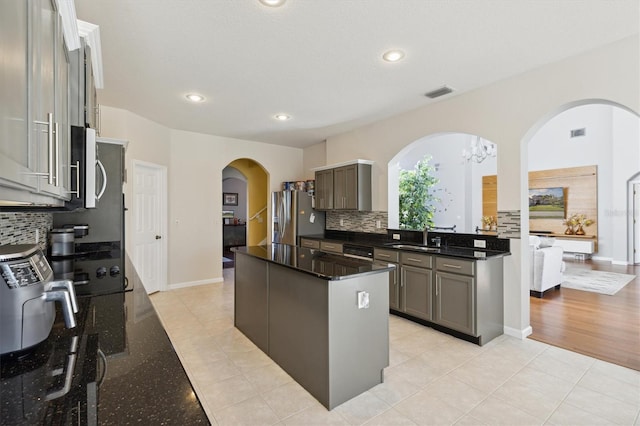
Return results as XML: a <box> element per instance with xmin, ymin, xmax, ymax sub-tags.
<box><xmin>504</xmin><ymin>325</ymin><xmax>532</xmax><ymax>340</ymax></box>
<box><xmin>611</xmin><ymin>260</ymin><xmax>630</xmax><ymax>266</ymax></box>
<box><xmin>591</xmin><ymin>256</ymin><xmax>613</xmax><ymax>262</ymax></box>
<box><xmin>168</xmin><ymin>277</ymin><xmax>224</xmax><ymax>290</ymax></box>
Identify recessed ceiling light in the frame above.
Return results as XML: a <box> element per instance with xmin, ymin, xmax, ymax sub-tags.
<box><xmin>382</xmin><ymin>49</ymin><xmax>405</xmax><ymax>62</ymax></box>
<box><xmin>274</xmin><ymin>114</ymin><xmax>291</xmax><ymax>121</ymax></box>
<box><xmin>185</xmin><ymin>93</ymin><xmax>205</xmax><ymax>102</ymax></box>
<box><xmin>259</xmin><ymin>0</ymin><xmax>286</xmax><ymax>7</ymax></box>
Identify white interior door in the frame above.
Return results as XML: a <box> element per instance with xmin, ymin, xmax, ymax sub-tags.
<box><xmin>634</xmin><ymin>183</ymin><xmax>640</xmax><ymax>264</ymax></box>
<box><xmin>133</xmin><ymin>161</ymin><xmax>167</xmax><ymax>294</ymax></box>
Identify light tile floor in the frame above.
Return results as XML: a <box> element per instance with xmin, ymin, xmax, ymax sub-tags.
<box><xmin>150</xmin><ymin>269</ymin><xmax>640</xmax><ymax>426</ymax></box>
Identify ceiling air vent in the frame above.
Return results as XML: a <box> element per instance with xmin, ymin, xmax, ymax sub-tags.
<box><xmin>425</xmin><ymin>85</ymin><xmax>454</xmax><ymax>99</ymax></box>
<box><xmin>570</xmin><ymin>128</ymin><xmax>586</xmax><ymax>138</ymax></box>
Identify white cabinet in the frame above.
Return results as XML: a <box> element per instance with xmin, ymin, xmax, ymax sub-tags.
<box><xmin>0</xmin><ymin>0</ymin><xmax>71</xmax><ymax>205</ymax></box>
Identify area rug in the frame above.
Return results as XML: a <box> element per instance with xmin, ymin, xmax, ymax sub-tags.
<box><xmin>562</xmin><ymin>269</ymin><xmax>635</xmax><ymax>295</ymax></box>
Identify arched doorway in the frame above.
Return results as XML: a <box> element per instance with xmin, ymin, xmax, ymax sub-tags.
<box><xmin>221</xmin><ymin>158</ymin><xmax>269</xmax><ymax>267</ymax></box>
<box><xmin>523</xmin><ymin>99</ymin><xmax>640</xmax><ymax>369</ymax></box>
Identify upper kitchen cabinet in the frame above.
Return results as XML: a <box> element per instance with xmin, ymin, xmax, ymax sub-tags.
<box><xmin>0</xmin><ymin>0</ymin><xmax>85</xmax><ymax>206</ymax></box>
<box><xmin>0</xmin><ymin>0</ymin><xmax>38</xmax><ymax>193</ymax></box>
<box><xmin>313</xmin><ymin>160</ymin><xmax>372</xmax><ymax>211</ymax></box>
<box><xmin>314</xmin><ymin>169</ymin><xmax>334</xmax><ymax>210</ymax></box>
<box><xmin>31</xmin><ymin>0</ymin><xmax>71</xmax><ymax>200</ymax></box>
<box><xmin>333</xmin><ymin>163</ymin><xmax>371</xmax><ymax>210</ymax></box>
<box><xmin>69</xmin><ymin>40</ymin><xmax>98</xmax><ymax>129</ymax></box>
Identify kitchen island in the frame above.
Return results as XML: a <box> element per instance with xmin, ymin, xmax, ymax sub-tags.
<box><xmin>233</xmin><ymin>244</ymin><xmax>395</xmax><ymax>410</ymax></box>
<box><xmin>0</xmin><ymin>255</ymin><xmax>209</xmax><ymax>425</ymax></box>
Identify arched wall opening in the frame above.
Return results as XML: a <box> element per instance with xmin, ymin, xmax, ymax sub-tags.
<box><xmin>523</xmin><ymin>99</ymin><xmax>640</xmax><ymax>264</ymax></box>
<box><xmin>388</xmin><ymin>132</ymin><xmax>497</xmax><ymax>233</ymax></box>
<box><xmin>224</xmin><ymin>158</ymin><xmax>269</xmax><ymax>246</ymax></box>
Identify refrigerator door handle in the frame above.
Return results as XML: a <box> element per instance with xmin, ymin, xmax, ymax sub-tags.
<box><xmin>96</xmin><ymin>159</ymin><xmax>107</xmax><ymax>201</ymax></box>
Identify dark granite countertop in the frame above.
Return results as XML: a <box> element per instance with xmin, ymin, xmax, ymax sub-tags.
<box><xmin>0</xmin><ymin>256</ymin><xmax>209</xmax><ymax>425</ymax></box>
<box><xmin>233</xmin><ymin>244</ymin><xmax>395</xmax><ymax>280</ymax></box>
<box><xmin>298</xmin><ymin>233</ymin><xmax>510</xmax><ymax>260</ymax></box>
<box><xmin>376</xmin><ymin>243</ymin><xmax>511</xmax><ymax>260</ymax></box>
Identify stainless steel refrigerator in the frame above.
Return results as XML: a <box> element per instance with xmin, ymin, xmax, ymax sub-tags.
<box><xmin>272</xmin><ymin>191</ymin><xmax>325</xmax><ymax>245</ymax></box>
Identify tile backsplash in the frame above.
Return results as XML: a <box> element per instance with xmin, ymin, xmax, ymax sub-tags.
<box><xmin>0</xmin><ymin>213</ymin><xmax>52</xmax><ymax>250</ymax></box>
<box><xmin>326</xmin><ymin>211</ymin><xmax>388</xmax><ymax>234</ymax></box>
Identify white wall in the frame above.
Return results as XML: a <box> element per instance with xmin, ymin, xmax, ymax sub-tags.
<box><xmin>528</xmin><ymin>104</ymin><xmax>640</xmax><ymax>262</ymax></box>
<box><xmin>99</xmin><ymin>107</ymin><xmax>303</xmax><ymax>288</ymax></box>
<box><xmin>306</xmin><ymin>35</ymin><xmax>640</xmax><ymax>337</ymax></box>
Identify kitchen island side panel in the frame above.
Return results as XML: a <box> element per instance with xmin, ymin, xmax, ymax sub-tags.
<box><xmin>328</xmin><ymin>273</ymin><xmax>389</xmax><ymax>409</ymax></box>
<box><xmin>268</xmin><ymin>263</ymin><xmax>330</xmax><ymax>405</ymax></box>
<box><xmin>234</xmin><ymin>253</ymin><xmax>269</xmax><ymax>352</ymax></box>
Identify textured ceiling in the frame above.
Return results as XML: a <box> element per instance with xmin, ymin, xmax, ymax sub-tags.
<box><xmin>74</xmin><ymin>0</ymin><xmax>639</xmax><ymax>148</ymax></box>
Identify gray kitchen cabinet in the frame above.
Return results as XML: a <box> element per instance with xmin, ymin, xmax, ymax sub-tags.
<box><xmin>434</xmin><ymin>270</ymin><xmax>475</xmax><ymax>336</ymax></box>
<box><xmin>0</xmin><ymin>0</ymin><xmax>72</xmax><ymax>205</ymax></box>
<box><xmin>386</xmin><ymin>248</ymin><xmax>503</xmax><ymax>346</ymax></box>
<box><xmin>300</xmin><ymin>238</ymin><xmax>320</xmax><ymax>249</ymax></box>
<box><xmin>433</xmin><ymin>256</ymin><xmax>504</xmax><ymax>345</ymax></box>
<box><xmin>34</xmin><ymin>0</ymin><xmax>71</xmax><ymax>200</ymax></box>
<box><xmin>401</xmin><ymin>264</ymin><xmax>433</xmax><ymax>321</ymax></box>
<box><xmin>314</xmin><ymin>169</ymin><xmax>333</xmax><ymax>210</ymax></box>
<box><xmin>374</xmin><ymin>248</ymin><xmax>400</xmax><ymax>311</ymax></box>
<box><xmin>333</xmin><ymin>164</ymin><xmax>371</xmax><ymax>211</ymax></box>
<box><xmin>69</xmin><ymin>41</ymin><xmax>98</xmax><ymax>129</ymax></box>
<box><xmin>314</xmin><ymin>162</ymin><xmax>371</xmax><ymax>211</ymax></box>
<box><xmin>399</xmin><ymin>252</ymin><xmax>433</xmax><ymax>321</ymax></box>
<box><xmin>0</xmin><ymin>0</ymin><xmax>38</xmax><ymax>192</ymax></box>
<box><xmin>319</xmin><ymin>241</ymin><xmax>342</xmax><ymax>254</ymax></box>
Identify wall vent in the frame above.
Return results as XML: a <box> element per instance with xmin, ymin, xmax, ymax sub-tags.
<box><xmin>425</xmin><ymin>85</ymin><xmax>454</xmax><ymax>99</ymax></box>
<box><xmin>570</xmin><ymin>128</ymin><xmax>586</xmax><ymax>138</ymax></box>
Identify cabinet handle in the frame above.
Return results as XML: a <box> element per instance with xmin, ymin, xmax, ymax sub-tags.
<box><xmin>34</xmin><ymin>113</ymin><xmax>55</xmax><ymax>184</ymax></box>
<box><xmin>377</xmin><ymin>253</ymin><xmax>390</xmax><ymax>258</ymax></box>
<box><xmin>54</xmin><ymin>122</ymin><xmax>59</xmax><ymax>186</ymax></box>
<box><xmin>436</xmin><ymin>281</ymin><xmax>439</xmax><ymax>296</ymax></box>
<box><xmin>69</xmin><ymin>161</ymin><xmax>80</xmax><ymax>197</ymax></box>
<box><xmin>442</xmin><ymin>263</ymin><xmax>462</xmax><ymax>269</ymax></box>
<box><xmin>407</xmin><ymin>257</ymin><xmax>422</xmax><ymax>263</ymax></box>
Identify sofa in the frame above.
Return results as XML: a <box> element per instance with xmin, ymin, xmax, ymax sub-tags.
<box><xmin>529</xmin><ymin>236</ymin><xmax>566</xmax><ymax>297</ymax></box>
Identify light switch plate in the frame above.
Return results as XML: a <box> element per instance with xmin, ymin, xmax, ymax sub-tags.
<box><xmin>392</xmin><ymin>233</ymin><xmax>401</xmax><ymax>240</ymax></box>
<box><xmin>474</xmin><ymin>239</ymin><xmax>487</xmax><ymax>248</ymax></box>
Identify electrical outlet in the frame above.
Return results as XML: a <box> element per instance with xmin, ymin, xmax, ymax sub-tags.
<box><xmin>340</xmin><ymin>218</ymin><xmax>344</xmax><ymax>226</ymax></box>
<box><xmin>376</xmin><ymin>220</ymin><xmax>381</xmax><ymax>228</ymax></box>
<box><xmin>35</xmin><ymin>229</ymin><xmax>39</xmax><ymax>243</ymax></box>
<box><xmin>392</xmin><ymin>233</ymin><xmax>401</xmax><ymax>240</ymax></box>
<box><xmin>357</xmin><ymin>291</ymin><xmax>370</xmax><ymax>309</ymax></box>
<box><xmin>474</xmin><ymin>239</ymin><xmax>487</xmax><ymax>248</ymax></box>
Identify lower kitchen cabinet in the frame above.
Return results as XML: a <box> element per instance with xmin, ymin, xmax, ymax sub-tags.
<box><xmin>434</xmin><ymin>271</ymin><xmax>475</xmax><ymax>335</ymax></box>
<box><xmin>374</xmin><ymin>248</ymin><xmax>400</xmax><ymax>311</ymax></box>
<box><xmin>388</xmin><ymin>266</ymin><xmax>400</xmax><ymax>310</ymax></box>
<box><xmin>377</xmin><ymin>247</ymin><xmax>504</xmax><ymax>346</ymax></box>
<box><xmin>401</xmin><ymin>264</ymin><xmax>433</xmax><ymax>321</ymax></box>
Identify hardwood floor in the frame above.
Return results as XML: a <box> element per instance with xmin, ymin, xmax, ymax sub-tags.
<box><xmin>529</xmin><ymin>259</ymin><xmax>640</xmax><ymax>371</ymax></box>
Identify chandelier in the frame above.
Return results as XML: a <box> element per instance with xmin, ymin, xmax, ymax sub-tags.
<box><xmin>462</xmin><ymin>136</ymin><xmax>496</xmax><ymax>163</ymax></box>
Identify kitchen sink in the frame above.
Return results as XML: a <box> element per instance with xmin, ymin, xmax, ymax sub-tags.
<box><xmin>388</xmin><ymin>244</ymin><xmax>439</xmax><ymax>252</ymax></box>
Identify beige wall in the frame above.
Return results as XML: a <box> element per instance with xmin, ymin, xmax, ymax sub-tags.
<box><xmin>302</xmin><ymin>141</ymin><xmax>327</xmax><ymax>179</ymax></box>
<box><xmin>306</xmin><ymin>36</ymin><xmax>640</xmax><ymax>336</ymax></box>
<box><xmin>99</xmin><ymin>107</ymin><xmax>303</xmax><ymax>288</ymax></box>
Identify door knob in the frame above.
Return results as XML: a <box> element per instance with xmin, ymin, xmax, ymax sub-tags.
<box><xmin>155</xmin><ymin>235</ymin><xmax>162</xmax><ymax>240</ymax></box>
